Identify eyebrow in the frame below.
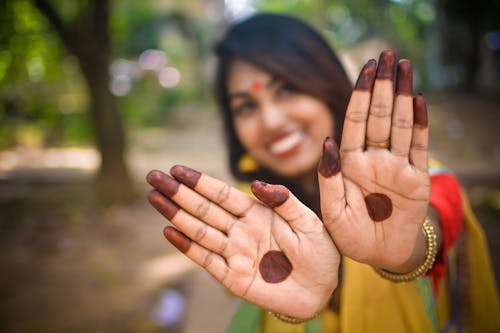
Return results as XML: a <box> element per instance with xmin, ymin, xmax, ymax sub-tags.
<box><xmin>228</xmin><ymin>76</ymin><xmax>279</xmax><ymax>100</ymax></box>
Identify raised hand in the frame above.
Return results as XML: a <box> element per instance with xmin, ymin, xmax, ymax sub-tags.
<box><xmin>318</xmin><ymin>50</ymin><xmax>431</xmax><ymax>273</ymax></box>
<box><xmin>147</xmin><ymin>165</ymin><xmax>340</xmax><ymax>319</ymax></box>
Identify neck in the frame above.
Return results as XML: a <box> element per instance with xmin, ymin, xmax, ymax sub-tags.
<box><xmin>294</xmin><ymin>169</ymin><xmax>319</xmax><ymax>198</ymax></box>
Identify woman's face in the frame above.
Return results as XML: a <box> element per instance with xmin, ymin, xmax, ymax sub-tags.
<box><xmin>227</xmin><ymin>60</ymin><xmax>335</xmax><ymax>178</ymax></box>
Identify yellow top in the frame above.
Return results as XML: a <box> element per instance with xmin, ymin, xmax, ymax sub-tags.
<box><xmin>229</xmin><ymin>160</ymin><xmax>500</xmax><ymax>333</ymax></box>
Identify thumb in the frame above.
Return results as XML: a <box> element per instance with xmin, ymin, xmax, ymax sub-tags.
<box><xmin>318</xmin><ymin>137</ymin><xmax>346</xmax><ymax>228</ymax></box>
<box><xmin>250</xmin><ymin>180</ymin><xmax>321</xmax><ymax>234</ymax></box>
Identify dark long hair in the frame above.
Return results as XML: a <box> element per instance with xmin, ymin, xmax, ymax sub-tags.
<box><xmin>214</xmin><ymin>13</ymin><xmax>352</xmax><ymax>213</ymax></box>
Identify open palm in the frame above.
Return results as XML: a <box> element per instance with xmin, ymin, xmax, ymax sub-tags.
<box><xmin>147</xmin><ymin>166</ymin><xmax>339</xmax><ymax>319</ymax></box>
<box><xmin>319</xmin><ymin>50</ymin><xmax>430</xmax><ymax>272</ymax></box>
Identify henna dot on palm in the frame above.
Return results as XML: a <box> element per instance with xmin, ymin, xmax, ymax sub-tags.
<box><xmin>259</xmin><ymin>250</ymin><xmax>293</xmax><ymax>283</ymax></box>
<box><xmin>364</xmin><ymin>193</ymin><xmax>393</xmax><ymax>222</ymax></box>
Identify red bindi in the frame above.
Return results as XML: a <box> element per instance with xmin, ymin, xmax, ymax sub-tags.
<box><xmin>251</xmin><ymin>81</ymin><xmax>262</xmax><ymax>92</ymax></box>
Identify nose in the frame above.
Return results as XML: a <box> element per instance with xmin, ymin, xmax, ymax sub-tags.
<box><xmin>260</xmin><ymin>102</ymin><xmax>286</xmax><ymax>130</ymax></box>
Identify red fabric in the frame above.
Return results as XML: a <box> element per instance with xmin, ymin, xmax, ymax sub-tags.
<box><xmin>427</xmin><ymin>173</ymin><xmax>463</xmax><ymax>289</ymax></box>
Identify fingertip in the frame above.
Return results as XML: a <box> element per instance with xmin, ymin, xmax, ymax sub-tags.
<box><xmin>376</xmin><ymin>49</ymin><xmax>396</xmax><ymax>80</ymax></box>
<box><xmin>170</xmin><ymin>165</ymin><xmax>201</xmax><ymax>188</ymax></box>
<box><xmin>164</xmin><ymin>226</ymin><xmax>191</xmax><ymax>253</ymax></box>
<box><xmin>413</xmin><ymin>93</ymin><xmax>428</xmax><ymax>128</ymax></box>
<box><xmin>250</xmin><ymin>180</ymin><xmax>289</xmax><ymax>208</ymax></box>
<box><xmin>318</xmin><ymin>137</ymin><xmax>340</xmax><ymax>178</ymax></box>
<box><xmin>354</xmin><ymin>59</ymin><xmax>377</xmax><ymax>91</ymax></box>
<box><xmin>396</xmin><ymin>60</ymin><xmax>413</xmax><ymax>96</ymax></box>
<box><xmin>146</xmin><ymin>169</ymin><xmax>164</xmax><ymax>185</ymax></box>
<box><xmin>147</xmin><ymin>189</ymin><xmax>161</xmax><ymax>204</ymax></box>
<box><xmin>148</xmin><ymin>190</ymin><xmax>180</xmax><ymax>220</ymax></box>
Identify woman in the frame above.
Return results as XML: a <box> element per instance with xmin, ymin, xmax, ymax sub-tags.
<box><xmin>146</xmin><ymin>14</ymin><xmax>500</xmax><ymax>332</ymax></box>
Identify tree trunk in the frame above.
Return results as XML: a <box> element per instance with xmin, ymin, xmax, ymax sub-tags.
<box><xmin>33</xmin><ymin>0</ymin><xmax>136</xmax><ymax>203</ymax></box>
<box><xmin>78</xmin><ymin>0</ymin><xmax>135</xmax><ymax>203</ymax></box>
<box><xmin>80</xmin><ymin>52</ymin><xmax>135</xmax><ymax>203</ymax></box>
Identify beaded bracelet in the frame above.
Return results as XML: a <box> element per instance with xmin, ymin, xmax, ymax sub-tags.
<box><xmin>269</xmin><ymin>310</ymin><xmax>321</xmax><ymax>324</ymax></box>
<box><xmin>374</xmin><ymin>217</ymin><xmax>438</xmax><ymax>282</ymax></box>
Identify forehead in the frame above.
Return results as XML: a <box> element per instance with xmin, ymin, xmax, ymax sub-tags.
<box><xmin>227</xmin><ymin>60</ymin><xmax>273</xmax><ymax>92</ymax></box>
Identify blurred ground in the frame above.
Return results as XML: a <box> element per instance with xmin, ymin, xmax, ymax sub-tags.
<box><xmin>0</xmin><ymin>93</ymin><xmax>499</xmax><ymax>333</ymax></box>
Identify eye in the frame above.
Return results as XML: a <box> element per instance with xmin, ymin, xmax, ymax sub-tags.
<box><xmin>232</xmin><ymin>100</ymin><xmax>258</xmax><ymax>117</ymax></box>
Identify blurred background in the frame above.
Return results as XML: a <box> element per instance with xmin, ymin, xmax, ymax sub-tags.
<box><xmin>0</xmin><ymin>0</ymin><xmax>499</xmax><ymax>332</ymax></box>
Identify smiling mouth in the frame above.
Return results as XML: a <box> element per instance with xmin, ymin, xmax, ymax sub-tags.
<box><xmin>268</xmin><ymin>131</ymin><xmax>305</xmax><ymax>158</ymax></box>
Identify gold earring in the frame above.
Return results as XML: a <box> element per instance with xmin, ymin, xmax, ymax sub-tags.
<box><xmin>237</xmin><ymin>154</ymin><xmax>260</xmax><ymax>173</ymax></box>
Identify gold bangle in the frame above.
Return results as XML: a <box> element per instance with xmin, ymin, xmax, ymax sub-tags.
<box><xmin>269</xmin><ymin>309</ymin><xmax>321</xmax><ymax>324</ymax></box>
<box><xmin>374</xmin><ymin>217</ymin><xmax>438</xmax><ymax>282</ymax></box>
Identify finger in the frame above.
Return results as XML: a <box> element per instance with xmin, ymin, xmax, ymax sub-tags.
<box><xmin>317</xmin><ymin>137</ymin><xmax>346</xmax><ymax>226</ymax></box>
<box><xmin>170</xmin><ymin>165</ymin><xmax>256</xmax><ymax>217</ymax></box>
<box><xmin>147</xmin><ymin>170</ymin><xmax>237</xmax><ymax>233</ymax></box>
<box><xmin>249</xmin><ymin>180</ymin><xmax>324</xmax><ymax>254</ymax></box>
<box><xmin>149</xmin><ymin>190</ymin><xmax>229</xmax><ymax>256</ymax></box>
<box><xmin>366</xmin><ymin>49</ymin><xmax>396</xmax><ymax>150</ymax></box>
<box><xmin>250</xmin><ymin>180</ymin><xmax>321</xmax><ymax>235</ymax></box>
<box><xmin>390</xmin><ymin>60</ymin><xmax>414</xmax><ymax>158</ymax></box>
<box><xmin>164</xmin><ymin>226</ymin><xmax>229</xmax><ymax>283</ymax></box>
<box><xmin>340</xmin><ymin>59</ymin><xmax>376</xmax><ymax>153</ymax></box>
<box><xmin>410</xmin><ymin>94</ymin><xmax>429</xmax><ymax>172</ymax></box>
<box><xmin>147</xmin><ymin>189</ymin><xmax>180</xmax><ymax>220</ymax></box>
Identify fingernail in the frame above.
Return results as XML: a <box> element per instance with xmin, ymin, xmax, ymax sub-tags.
<box><xmin>396</xmin><ymin>59</ymin><xmax>413</xmax><ymax>95</ymax></box>
<box><xmin>318</xmin><ymin>137</ymin><xmax>340</xmax><ymax>178</ymax></box>
<box><xmin>170</xmin><ymin>165</ymin><xmax>201</xmax><ymax>188</ymax></box>
<box><xmin>164</xmin><ymin>226</ymin><xmax>191</xmax><ymax>253</ymax></box>
<box><xmin>376</xmin><ymin>49</ymin><xmax>396</xmax><ymax>80</ymax></box>
<box><xmin>250</xmin><ymin>180</ymin><xmax>289</xmax><ymax>208</ymax></box>
<box><xmin>354</xmin><ymin>59</ymin><xmax>377</xmax><ymax>91</ymax></box>
<box><xmin>413</xmin><ymin>93</ymin><xmax>428</xmax><ymax>127</ymax></box>
<box><xmin>146</xmin><ymin>170</ymin><xmax>180</xmax><ymax>196</ymax></box>
<box><xmin>148</xmin><ymin>190</ymin><xmax>179</xmax><ymax>220</ymax></box>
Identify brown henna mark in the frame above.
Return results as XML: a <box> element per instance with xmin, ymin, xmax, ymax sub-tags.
<box><xmin>364</xmin><ymin>193</ymin><xmax>393</xmax><ymax>222</ymax></box>
<box><xmin>250</xmin><ymin>180</ymin><xmax>289</xmax><ymax>208</ymax></box>
<box><xmin>376</xmin><ymin>49</ymin><xmax>396</xmax><ymax>80</ymax></box>
<box><xmin>318</xmin><ymin>137</ymin><xmax>340</xmax><ymax>178</ymax></box>
<box><xmin>146</xmin><ymin>170</ymin><xmax>180</xmax><ymax>196</ymax></box>
<box><xmin>396</xmin><ymin>60</ymin><xmax>413</xmax><ymax>96</ymax></box>
<box><xmin>413</xmin><ymin>93</ymin><xmax>428</xmax><ymax>128</ymax></box>
<box><xmin>259</xmin><ymin>250</ymin><xmax>293</xmax><ymax>283</ymax></box>
<box><xmin>354</xmin><ymin>59</ymin><xmax>377</xmax><ymax>91</ymax></box>
<box><xmin>164</xmin><ymin>226</ymin><xmax>191</xmax><ymax>253</ymax></box>
<box><xmin>148</xmin><ymin>190</ymin><xmax>180</xmax><ymax>220</ymax></box>
<box><xmin>170</xmin><ymin>165</ymin><xmax>202</xmax><ymax>189</ymax></box>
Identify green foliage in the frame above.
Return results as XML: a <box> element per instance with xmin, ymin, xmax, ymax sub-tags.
<box><xmin>112</xmin><ymin>1</ymin><xmax>162</xmax><ymax>55</ymax></box>
<box><xmin>0</xmin><ymin>0</ymin><xmax>214</xmax><ymax>149</ymax></box>
<box><xmin>7</xmin><ymin>0</ymin><xmax>493</xmax><ymax>150</ymax></box>
<box><xmin>0</xmin><ymin>0</ymin><xmax>92</xmax><ymax>148</ymax></box>
<box><xmin>255</xmin><ymin>0</ymin><xmax>437</xmax><ymax>84</ymax></box>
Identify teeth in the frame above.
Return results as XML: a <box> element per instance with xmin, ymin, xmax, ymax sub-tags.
<box><xmin>269</xmin><ymin>131</ymin><xmax>304</xmax><ymax>155</ymax></box>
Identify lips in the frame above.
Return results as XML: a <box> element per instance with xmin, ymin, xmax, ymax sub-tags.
<box><xmin>268</xmin><ymin>130</ymin><xmax>304</xmax><ymax>158</ymax></box>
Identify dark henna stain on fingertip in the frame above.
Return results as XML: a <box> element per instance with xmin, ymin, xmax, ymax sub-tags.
<box><xmin>318</xmin><ymin>137</ymin><xmax>340</xmax><ymax>178</ymax></box>
<box><xmin>396</xmin><ymin>60</ymin><xmax>413</xmax><ymax>96</ymax></box>
<box><xmin>146</xmin><ymin>169</ymin><xmax>161</xmax><ymax>184</ymax></box>
<box><xmin>354</xmin><ymin>59</ymin><xmax>377</xmax><ymax>91</ymax></box>
<box><xmin>413</xmin><ymin>94</ymin><xmax>428</xmax><ymax>128</ymax></box>
<box><xmin>364</xmin><ymin>193</ymin><xmax>393</xmax><ymax>222</ymax></box>
<box><xmin>162</xmin><ymin>175</ymin><xmax>181</xmax><ymax>197</ymax></box>
<box><xmin>251</xmin><ymin>180</ymin><xmax>289</xmax><ymax>208</ymax></box>
<box><xmin>148</xmin><ymin>191</ymin><xmax>180</xmax><ymax>220</ymax></box>
<box><xmin>170</xmin><ymin>165</ymin><xmax>201</xmax><ymax>188</ymax></box>
<box><xmin>376</xmin><ymin>50</ymin><xmax>396</xmax><ymax>80</ymax></box>
<box><xmin>164</xmin><ymin>226</ymin><xmax>191</xmax><ymax>253</ymax></box>
<box><xmin>259</xmin><ymin>250</ymin><xmax>293</xmax><ymax>283</ymax></box>
<box><xmin>146</xmin><ymin>170</ymin><xmax>180</xmax><ymax>197</ymax></box>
